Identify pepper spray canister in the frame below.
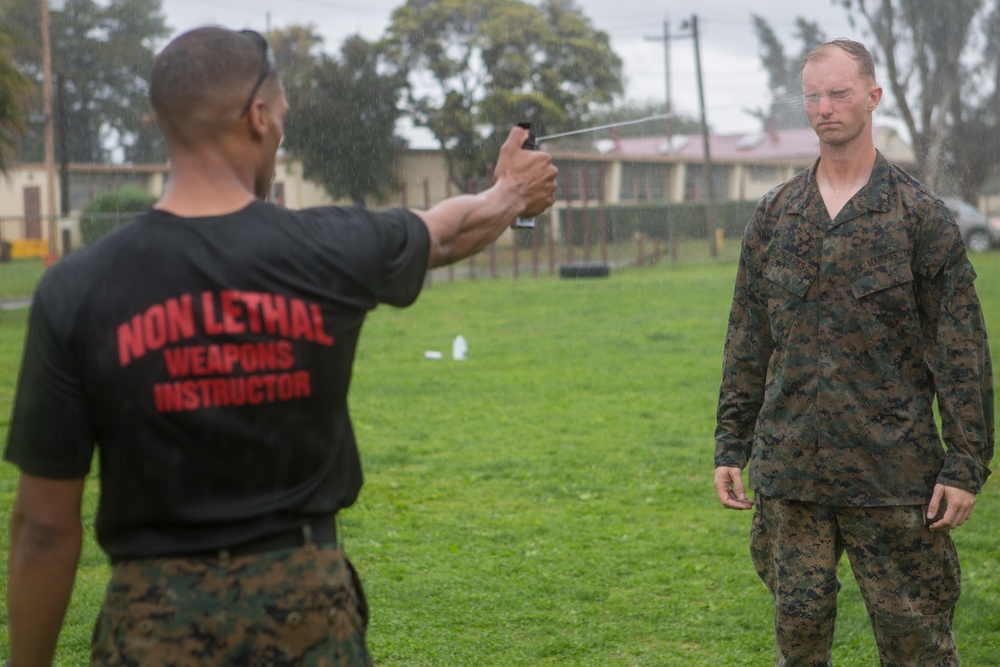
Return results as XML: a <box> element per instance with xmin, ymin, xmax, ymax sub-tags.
<box><xmin>512</xmin><ymin>122</ymin><xmax>538</xmax><ymax>229</ymax></box>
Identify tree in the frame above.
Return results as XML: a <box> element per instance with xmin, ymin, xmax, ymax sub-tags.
<box><xmin>949</xmin><ymin>1</ymin><xmax>1000</xmax><ymax>203</ymax></box>
<box><xmin>749</xmin><ymin>15</ymin><xmax>826</xmax><ymax>131</ymax></box>
<box><xmin>269</xmin><ymin>24</ymin><xmax>325</xmax><ymax>96</ymax></box>
<box><xmin>0</xmin><ymin>24</ymin><xmax>33</xmax><ymax>173</ymax></box>
<box><xmin>838</xmin><ymin>0</ymin><xmax>988</xmax><ymax>193</ymax></box>
<box><xmin>278</xmin><ymin>29</ymin><xmax>406</xmax><ymax>206</ymax></box>
<box><xmin>1</xmin><ymin>0</ymin><xmax>170</xmax><ymax>164</ymax></box>
<box><xmin>384</xmin><ymin>0</ymin><xmax>623</xmax><ymax>192</ymax></box>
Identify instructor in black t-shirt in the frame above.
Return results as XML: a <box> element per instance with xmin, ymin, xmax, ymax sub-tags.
<box><xmin>4</xmin><ymin>26</ymin><xmax>556</xmax><ymax>667</ymax></box>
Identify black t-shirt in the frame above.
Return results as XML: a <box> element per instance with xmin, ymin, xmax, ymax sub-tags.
<box><xmin>4</xmin><ymin>201</ymin><xmax>429</xmax><ymax>560</ymax></box>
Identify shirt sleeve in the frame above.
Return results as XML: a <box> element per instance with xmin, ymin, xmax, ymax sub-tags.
<box><xmin>302</xmin><ymin>205</ymin><xmax>430</xmax><ymax>309</ymax></box>
<box><xmin>370</xmin><ymin>208</ymin><xmax>431</xmax><ymax>307</ymax></box>
<box><xmin>915</xmin><ymin>203</ymin><xmax>994</xmax><ymax>493</ymax></box>
<box><xmin>4</xmin><ymin>278</ymin><xmax>96</xmax><ymax>478</ymax></box>
<box><xmin>715</xmin><ymin>206</ymin><xmax>772</xmax><ymax>469</ymax></box>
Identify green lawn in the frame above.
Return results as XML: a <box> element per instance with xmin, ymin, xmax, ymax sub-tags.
<box><xmin>0</xmin><ymin>259</ymin><xmax>46</xmax><ymax>299</ymax></box>
<box><xmin>1</xmin><ymin>254</ymin><xmax>999</xmax><ymax>666</ymax></box>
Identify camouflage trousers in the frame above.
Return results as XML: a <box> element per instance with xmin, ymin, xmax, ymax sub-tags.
<box><xmin>750</xmin><ymin>496</ymin><xmax>961</xmax><ymax>667</ymax></box>
<box><xmin>89</xmin><ymin>543</ymin><xmax>372</xmax><ymax>667</ymax></box>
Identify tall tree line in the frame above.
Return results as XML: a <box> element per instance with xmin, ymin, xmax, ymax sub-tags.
<box><xmin>383</xmin><ymin>0</ymin><xmax>624</xmax><ymax>193</ymax></box>
<box><xmin>4</xmin><ymin>1</ymin><xmax>999</xmax><ymax>203</ymax></box>
<box><xmin>275</xmin><ymin>0</ymin><xmax>626</xmax><ymax>205</ymax></box>
<box><xmin>1</xmin><ymin>0</ymin><xmax>170</xmax><ymax>164</ymax></box>
<box><xmin>0</xmin><ymin>0</ymin><xmax>627</xmax><ymax>206</ymax></box>
<box><xmin>0</xmin><ymin>23</ymin><xmax>33</xmax><ymax>174</ymax></box>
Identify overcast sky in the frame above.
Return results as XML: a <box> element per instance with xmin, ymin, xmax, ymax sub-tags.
<box><xmin>162</xmin><ymin>0</ymin><xmax>863</xmax><ymax>140</ymax></box>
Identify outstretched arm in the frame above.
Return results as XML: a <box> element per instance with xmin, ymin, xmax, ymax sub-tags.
<box><xmin>7</xmin><ymin>473</ymin><xmax>86</xmax><ymax>667</ymax></box>
<box><xmin>416</xmin><ymin>126</ymin><xmax>558</xmax><ymax>268</ymax></box>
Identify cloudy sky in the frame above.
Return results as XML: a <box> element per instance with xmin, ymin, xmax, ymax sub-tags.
<box><xmin>161</xmin><ymin>0</ymin><xmax>863</xmax><ymax>139</ymax></box>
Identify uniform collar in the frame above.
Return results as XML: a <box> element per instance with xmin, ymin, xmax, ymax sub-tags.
<box><xmin>789</xmin><ymin>151</ymin><xmax>894</xmax><ymax>228</ymax></box>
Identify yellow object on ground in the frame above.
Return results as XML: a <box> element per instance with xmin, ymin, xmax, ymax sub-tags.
<box><xmin>9</xmin><ymin>239</ymin><xmax>50</xmax><ymax>259</ymax></box>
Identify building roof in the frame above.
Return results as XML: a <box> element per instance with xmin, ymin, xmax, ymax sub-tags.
<box><xmin>13</xmin><ymin>162</ymin><xmax>169</xmax><ymax>174</ymax></box>
<box><xmin>549</xmin><ymin>126</ymin><xmax>906</xmax><ymax>165</ymax></box>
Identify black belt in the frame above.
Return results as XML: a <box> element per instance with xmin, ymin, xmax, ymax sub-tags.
<box><xmin>155</xmin><ymin>516</ymin><xmax>338</xmax><ymax>563</ymax></box>
<box><xmin>227</xmin><ymin>515</ymin><xmax>337</xmax><ymax>557</ymax></box>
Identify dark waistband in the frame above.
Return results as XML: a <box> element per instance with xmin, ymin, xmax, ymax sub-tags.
<box><xmin>113</xmin><ymin>516</ymin><xmax>338</xmax><ymax>564</ymax></box>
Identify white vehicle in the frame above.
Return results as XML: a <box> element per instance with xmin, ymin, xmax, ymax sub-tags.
<box><xmin>944</xmin><ymin>198</ymin><xmax>1000</xmax><ymax>253</ymax></box>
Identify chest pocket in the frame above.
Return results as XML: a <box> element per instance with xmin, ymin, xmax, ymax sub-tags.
<box><xmin>763</xmin><ymin>250</ymin><xmax>816</xmax><ymax>350</ymax></box>
<box><xmin>848</xmin><ymin>258</ymin><xmax>919</xmax><ymax>359</ymax></box>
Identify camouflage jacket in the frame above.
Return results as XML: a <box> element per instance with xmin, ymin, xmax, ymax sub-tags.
<box><xmin>715</xmin><ymin>153</ymin><xmax>994</xmax><ymax>505</ymax></box>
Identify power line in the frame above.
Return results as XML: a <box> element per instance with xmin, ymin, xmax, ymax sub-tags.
<box><xmin>169</xmin><ymin>0</ymin><xmax>377</xmax><ymax>18</ymax></box>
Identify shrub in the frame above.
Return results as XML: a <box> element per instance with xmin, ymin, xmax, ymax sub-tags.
<box><xmin>80</xmin><ymin>185</ymin><xmax>157</xmax><ymax>245</ymax></box>
<box><xmin>557</xmin><ymin>200</ymin><xmax>758</xmax><ymax>246</ymax></box>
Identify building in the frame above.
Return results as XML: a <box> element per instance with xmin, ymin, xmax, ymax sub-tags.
<box><xmin>542</xmin><ymin>125</ymin><xmax>914</xmax><ymax>206</ymax></box>
<box><xmin>0</xmin><ymin>125</ymin><xmax>917</xmax><ymax>256</ymax></box>
<box><xmin>0</xmin><ymin>163</ymin><xmax>167</xmax><ymax>257</ymax></box>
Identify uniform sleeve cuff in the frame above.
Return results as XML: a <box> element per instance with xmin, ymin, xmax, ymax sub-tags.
<box><xmin>937</xmin><ymin>455</ymin><xmax>992</xmax><ymax>494</ymax></box>
<box><xmin>714</xmin><ymin>443</ymin><xmax>749</xmax><ymax>469</ymax></box>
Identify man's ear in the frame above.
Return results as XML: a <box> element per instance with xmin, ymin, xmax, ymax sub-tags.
<box><xmin>246</xmin><ymin>99</ymin><xmax>269</xmax><ymax>139</ymax></box>
<box><xmin>868</xmin><ymin>85</ymin><xmax>883</xmax><ymax>112</ymax></box>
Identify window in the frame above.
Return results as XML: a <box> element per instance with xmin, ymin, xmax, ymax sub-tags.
<box><xmin>747</xmin><ymin>165</ymin><xmax>781</xmax><ymax>184</ymax></box>
<box><xmin>620</xmin><ymin>163</ymin><xmax>668</xmax><ymax>202</ymax></box>
<box><xmin>684</xmin><ymin>164</ymin><xmax>728</xmax><ymax>201</ymax></box>
<box><xmin>554</xmin><ymin>162</ymin><xmax>605</xmax><ymax>202</ymax></box>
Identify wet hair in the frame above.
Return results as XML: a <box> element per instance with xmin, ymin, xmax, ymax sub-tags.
<box><xmin>149</xmin><ymin>26</ymin><xmax>276</xmax><ymax>143</ymax></box>
<box><xmin>801</xmin><ymin>38</ymin><xmax>877</xmax><ymax>84</ymax></box>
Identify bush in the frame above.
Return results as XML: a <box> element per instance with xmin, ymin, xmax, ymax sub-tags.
<box><xmin>557</xmin><ymin>200</ymin><xmax>758</xmax><ymax>246</ymax></box>
<box><xmin>80</xmin><ymin>185</ymin><xmax>158</xmax><ymax>245</ymax></box>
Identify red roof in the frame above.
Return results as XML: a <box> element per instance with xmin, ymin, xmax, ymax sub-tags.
<box><xmin>577</xmin><ymin>126</ymin><xmax>899</xmax><ymax>163</ymax></box>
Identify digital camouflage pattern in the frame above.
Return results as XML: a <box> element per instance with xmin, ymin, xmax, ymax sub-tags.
<box><xmin>716</xmin><ymin>152</ymin><xmax>994</xmax><ymax>506</ymax></box>
<box><xmin>751</xmin><ymin>496</ymin><xmax>961</xmax><ymax>666</ymax></box>
<box><xmin>90</xmin><ymin>544</ymin><xmax>372</xmax><ymax>667</ymax></box>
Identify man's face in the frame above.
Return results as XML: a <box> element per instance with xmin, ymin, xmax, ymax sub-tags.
<box><xmin>801</xmin><ymin>49</ymin><xmax>879</xmax><ymax>148</ymax></box>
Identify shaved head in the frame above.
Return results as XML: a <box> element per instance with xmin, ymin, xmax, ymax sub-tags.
<box><xmin>150</xmin><ymin>26</ymin><xmax>278</xmax><ymax>146</ymax></box>
<box><xmin>801</xmin><ymin>38</ymin><xmax>877</xmax><ymax>85</ymax></box>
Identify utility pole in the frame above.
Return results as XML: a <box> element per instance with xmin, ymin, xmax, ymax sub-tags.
<box><xmin>57</xmin><ymin>74</ymin><xmax>70</xmax><ymax>217</ymax></box>
<box><xmin>683</xmin><ymin>14</ymin><xmax>718</xmax><ymax>258</ymax></box>
<box><xmin>645</xmin><ymin>18</ymin><xmax>679</xmax><ymax>262</ymax></box>
<box><xmin>41</xmin><ymin>0</ymin><xmax>58</xmax><ymax>257</ymax></box>
<box><xmin>644</xmin><ymin>19</ymin><xmax>672</xmax><ymax>141</ymax></box>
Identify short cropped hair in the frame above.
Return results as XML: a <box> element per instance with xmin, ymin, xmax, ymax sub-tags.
<box><xmin>801</xmin><ymin>38</ymin><xmax>877</xmax><ymax>84</ymax></box>
<box><xmin>149</xmin><ymin>26</ymin><xmax>274</xmax><ymax>141</ymax></box>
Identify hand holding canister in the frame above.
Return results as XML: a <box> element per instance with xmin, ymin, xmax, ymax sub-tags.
<box><xmin>512</xmin><ymin>122</ymin><xmax>539</xmax><ymax>229</ymax></box>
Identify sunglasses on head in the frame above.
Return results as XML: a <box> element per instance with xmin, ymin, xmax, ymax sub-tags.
<box><xmin>238</xmin><ymin>29</ymin><xmax>275</xmax><ymax>118</ymax></box>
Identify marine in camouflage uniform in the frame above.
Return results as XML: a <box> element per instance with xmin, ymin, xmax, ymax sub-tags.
<box><xmin>715</xmin><ymin>39</ymin><xmax>993</xmax><ymax>667</ymax></box>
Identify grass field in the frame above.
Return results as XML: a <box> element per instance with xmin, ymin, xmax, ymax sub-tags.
<box><xmin>0</xmin><ymin>259</ymin><xmax>45</xmax><ymax>299</ymax></box>
<box><xmin>1</xmin><ymin>252</ymin><xmax>999</xmax><ymax>665</ymax></box>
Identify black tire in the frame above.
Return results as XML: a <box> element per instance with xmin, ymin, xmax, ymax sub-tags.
<box><xmin>966</xmin><ymin>228</ymin><xmax>992</xmax><ymax>253</ymax></box>
<box><xmin>559</xmin><ymin>264</ymin><xmax>610</xmax><ymax>278</ymax></box>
